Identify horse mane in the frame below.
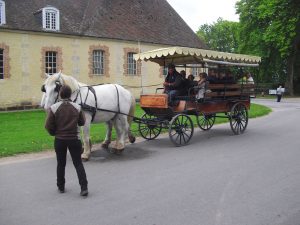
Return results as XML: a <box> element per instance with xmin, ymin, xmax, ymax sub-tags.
<box><xmin>60</xmin><ymin>73</ymin><xmax>80</xmax><ymax>92</ymax></box>
<box><xmin>47</xmin><ymin>72</ymin><xmax>86</xmax><ymax>92</ymax></box>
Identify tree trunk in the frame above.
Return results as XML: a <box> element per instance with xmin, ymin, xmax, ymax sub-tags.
<box><xmin>285</xmin><ymin>25</ymin><xmax>300</xmax><ymax>96</ymax></box>
<box><xmin>286</xmin><ymin>54</ymin><xmax>295</xmax><ymax>96</ymax></box>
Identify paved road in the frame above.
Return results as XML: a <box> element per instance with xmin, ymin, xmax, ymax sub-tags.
<box><xmin>1</xmin><ymin>98</ymin><xmax>300</xmax><ymax>225</ymax></box>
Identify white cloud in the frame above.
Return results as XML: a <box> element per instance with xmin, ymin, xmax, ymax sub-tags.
<box><xmin>167</xmin><ymin>0</ymin><xmax>239</xmax><ymax>31</ymax></box>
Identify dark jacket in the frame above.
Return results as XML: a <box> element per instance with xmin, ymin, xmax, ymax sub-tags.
<box><xmin>165</xmin><ymin>70</ymin><xmax>184</xmax><ymax>92</ymax></box>
<box><xmin>45</xmin><ymin>100</ymin><xmax>85</xmax><ymax>140</ymax></box>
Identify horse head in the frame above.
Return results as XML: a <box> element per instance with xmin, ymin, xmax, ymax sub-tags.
<box><xmin>40</xmin><ymin>72</ymin><xmax>81</xmax><ymax>110</ymax></box>
<box><xmin>40</xmin><ymin>72</ymin><xmax>65</xmax><ymax>110</ymax></box>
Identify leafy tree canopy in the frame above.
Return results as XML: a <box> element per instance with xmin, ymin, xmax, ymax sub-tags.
<box><xmin>237</xmin><ymin>0</ymin><xmax>300</xmax><ymax>58</ymax></box>
<box><xmin>197</xmin><ymin>18</ymin><xmax>240</xmax><ymax>53</ymax></box>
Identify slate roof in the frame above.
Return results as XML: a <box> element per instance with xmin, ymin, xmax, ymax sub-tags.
<box><xmin>1</xmin><ymin>0</ymin><xmax>207</xmax><ymax>49</ymax></box>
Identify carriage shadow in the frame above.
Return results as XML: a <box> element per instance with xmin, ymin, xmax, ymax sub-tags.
<box><xmin>89</xmin><ymin>144</ymin><xmax>155</xmax><ymax>162</ymax></box>
<box><xmin>88</xmin><ymin>126</ymin><xmax>241</xmax><ymax>162</ymax></box>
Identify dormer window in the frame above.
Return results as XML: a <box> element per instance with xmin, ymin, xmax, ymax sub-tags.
<box><xmin>0</xmin><ymin>0</ymin><xmax>6</xmax><ymax>25</ymax></box>
<box><xmin>42</xmin><ymin>6</ymin><xmax>60</xmax><ymax>31</ymax></box>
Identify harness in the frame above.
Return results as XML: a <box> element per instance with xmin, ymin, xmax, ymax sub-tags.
<box><xmin>77</xmin><ymin>84</ymin><xmax>121</xmax><ymax>122</ymax></box>
<box><xmin>42</xmin><ymin>79</ymin><xmax>128</xmax><ymax>122</ymax></box>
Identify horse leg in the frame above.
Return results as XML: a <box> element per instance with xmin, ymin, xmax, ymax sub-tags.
<box><xmin>81</xmin><ymin>115</ymin><xmax>92</xmax><ymax>161</ymax></box>
<box><xmin>112</xmin><ymin>115</ymin><xmax>129</xmax><ymax>154</ymax></box>
<box><xmin>127</xmin><ymin>94</ymin><xmax>136</xmax><ymax>144</ymax></box>
<box><xmin>101</xmin><ymin>120</ymin><xmax>113</xmax><ymax>149</ymax></box>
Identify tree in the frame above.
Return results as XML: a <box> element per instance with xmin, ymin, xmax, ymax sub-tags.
<box><xmin>197</xmin><ymin>18</ymin><xmax>240</xmax><ymax>53</ymax></box>
<box><xmin>236</xmin><ymin>0</ymin><xmax>300</xmax><ymax>95</ymax></box>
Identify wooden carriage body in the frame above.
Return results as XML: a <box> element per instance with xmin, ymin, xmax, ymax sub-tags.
<box><xmin>134</xmin><ymin>47</ymin><xmax>260</xmax><ymax>146</ymax></box>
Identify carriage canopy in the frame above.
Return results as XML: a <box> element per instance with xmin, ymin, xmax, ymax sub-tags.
<box><xmin>134</xmin><ymin>46</ymin><xmax>261</xmax><ymax>67</ymax></box>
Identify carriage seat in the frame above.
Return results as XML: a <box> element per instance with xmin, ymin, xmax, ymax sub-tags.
<box><xmin>204</xmin><ymin>83</ymin><xmax>255</xmax><ymax>99</ymax></box>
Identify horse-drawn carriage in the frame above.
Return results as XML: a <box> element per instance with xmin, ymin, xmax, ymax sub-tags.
<box><xmin>134</xmin><ymin>47</ymin><xmax>261</xmax><ymax>146</ymax></box>
<box><xmin>41</xmin><ymin>46</ymin><xmax>260</xmax><ymax>160</ymax></box>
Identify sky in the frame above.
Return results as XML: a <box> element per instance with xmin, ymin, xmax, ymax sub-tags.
<box><xmin>166</xmin><ymin>0</ymin><xmax>239</xmax><ymax>32</ymax></box>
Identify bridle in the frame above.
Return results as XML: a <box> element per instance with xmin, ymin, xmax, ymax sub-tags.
<box><xmin>41</xmin><ymin>80</ymin><xmax>63</xmax><ymax>104</ymax></box>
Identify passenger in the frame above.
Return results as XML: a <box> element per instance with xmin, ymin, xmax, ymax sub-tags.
<box><xmin>207</xmin><ymin>69</ymin><xmax>218</xmax><ymax>84</ymax></box>
<box><xmin>246</xmin><ymin>72</ymin><xmax>255</xmax><ymax>97</ymax></box>
<box><xmin>180</xmin><ymin>70</ymin><xmax>187</xmax><ymax>79</ymax></box>
<box><xmin>183</xmin><ymin>74</ymin><xmax>197</xmax><ymax>95</ymax></box>
<box><xmin>218</xmin><ymin>71</ymin><xmax>226</xmax><ymax>82</ymax></box>
<box><xmin>163</xmin><ymin>63</ymin><xmax>183</xmax><ymax>106</ymax></box>
<box><xmin>238</xmin><ymin>73</ymin><xmax>247</xmax><ymax>84</ymax></box>
<box><xmin>223</xmin><ymin>70</ymin><xmax>235</xmax><ymax>84</ymax></box>
<box><xmin>179</xmin><ymin>70</ymin><xmax>189</xmax><ymax>96</ymax></box>
<box><xmin>196</xmin><ymin>72</ymin><xmax>209</xmax><ymax>101</ymax></box>
<box><xmin>246</xmin><ymin>72</ymin><xmax>254</xmax><ymax>84</ymax></box>
<box><xmin>187</xmin><ymin>74</ymin><xmax>194</xmax><ymax>81</ymax></box>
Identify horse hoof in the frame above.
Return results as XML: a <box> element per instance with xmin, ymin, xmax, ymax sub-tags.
<box><xmin>81</xmin><ymin>157</ymin><xmax>89</xmax><ymax>162</ymax></box>
<box><xmin>129</xmin><ymin>136</ymin><xmax>136</xmax><ymax>144</ymax></box>
<box><xmin>101</xmin><ymin>143</ymin><xmax>109</xmax><ymax>149</ymax></box>
<box><xmin>112</xmin><ymin>148</ymin><xmax>124</xmax><ymax>155</ymax></box>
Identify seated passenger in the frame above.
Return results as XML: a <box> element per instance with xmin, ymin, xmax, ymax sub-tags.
<box><xmin>196</xmin><ymin>72</ymin><xmax>209</xmax><ymax>101</ymax></box>
<box><xmin>163</xmin><ymin>63</ymin><xmax>183</xmax><ymax>106</ymax></box>
<box><xmin>207</xmin><ymin>69</ymin><xmax>218</xmax><ymax>84</ymax></box>
<box><xmin>237</xmin><ymin>73</ymin><xmax>247</xmax><ymax>84</ymax></box>
<box><xmin>180</xmin><ymin>70</ymin><xmax>187</xmax><ymax>79</ymax></box>
<box><xmin>179</xmin><ymin>70</ymin><xmax>189</xmax><ymax>96</ymax></box>
<box><xmin>181</xmin><ymin>74</ymin><xmax>198</xmax><ymax>96</ymax></box>
<box><xmin>223</xmin><ymin>70</ymin><xmax>235</xmax><ymax>84</ymax></box>
<box><xmin>246</xmin><ymin>72</ymin><xmax>254</xmax><ymax>84</ymax></box>
<box><xmin>187</xmin><ymin>74</ymin><xmax>194</xmax><ymax>81</ymax></box>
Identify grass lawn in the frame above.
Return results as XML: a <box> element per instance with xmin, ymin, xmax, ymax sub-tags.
<box><xmin>0</xmin><ymin>103</ymin><xmax>271</xmax><ymax>157</ymax></box>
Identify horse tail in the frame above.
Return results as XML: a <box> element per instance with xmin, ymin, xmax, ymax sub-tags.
<box><xmin>127</xmin><ymin>93</ymin><xmax>136</xmax><ymax>143</ymax></box>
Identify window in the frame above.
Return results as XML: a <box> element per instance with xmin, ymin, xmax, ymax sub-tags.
<box><xmin>163</xmin><ymin>66</ymin><xmax>168</xmax><ymax>77</ymax></box>
<box><xmin>45</xmin><ymin>51</ymin><xmax>57</xmax><ymax>75</ymax></box>
<box><xmin>88</xmin><ymin>45</ymin><xmax>109</xmax><ymax>78</ymax></box>
<box><xmin>41</xmin><ymin>47</ymin><xmax>62</xmax><ymax>77</ymax></box>
<box><xmin>123</xmin><ymin>48</ymin><xmax>141</xmax><ymax>76</ymax></box>
<box><xmin>0</xmin><ymin>49</ymin><xmax>3</xmax><ymax>79</ymax></box>
<box><xmin>191</xmin><ymin>66</ymin><xmax>200</xmax><ymax>76</ymax></box>
<box><xmin>0</xmin><ymin>0</ymin><xmax>6</xmax><ymax>25</ymax></box>
<box><xmin>42</xmin><ymin>7</ymin><xmax>60</xmax><ymax>31</ymax></box>
<box><xmin>93</xmin><ymin>50</ymin><xmax>104</xmax><ymax>75</ymax></box>
<box><xmin>127</xmin><ymin>52</ymin><xmax>136</xmax><ymax>75</ymax></box>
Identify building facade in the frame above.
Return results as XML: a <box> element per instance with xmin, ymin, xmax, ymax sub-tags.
<box><xmin>0</xmin><ymin>0</ymin><xmax>206</xmax><ymax>110</ymax></box>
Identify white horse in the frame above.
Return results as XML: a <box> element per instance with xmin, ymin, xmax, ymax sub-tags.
<box><xmin>41</xmin><ymin>72</ymin><xmax>136</xmax><ymax>160</ymax></box>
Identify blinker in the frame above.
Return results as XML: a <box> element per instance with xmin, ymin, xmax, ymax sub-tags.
<box><xmin>54</xmin><ymin>81</ymin><xmax>62</xmax><ymax>92</ymax></box>
<box><xmin>41</xmin><ymin>85</ymin><xmax>46</xmax><ymax>92</ymax></box>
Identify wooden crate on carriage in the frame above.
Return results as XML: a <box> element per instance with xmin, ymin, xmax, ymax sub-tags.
<box><xmin>140</xmin><ymin>94</ymin><xmax>168</xmax><ymax>108</ymax></box>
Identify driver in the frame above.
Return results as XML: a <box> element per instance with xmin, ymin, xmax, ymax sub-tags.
<box><xmin>163</xmin><ymin>63</ymin><xmax>183</xmax><ymax>106</ymax></box>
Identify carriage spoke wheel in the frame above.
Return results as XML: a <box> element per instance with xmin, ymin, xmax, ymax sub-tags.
<box><xmin>168</xmin><ymin>114</ymin><xmax>194</xmax><ymax>146</ymax></box>
<box><xmin>197</xmin><ymin>113</ymin><xmax>216</xmax><ymax>131</ymax></box>
<box><xmin>138</xmin><ymin>113</ymin><xmax>162</xmax><ymax>140</ymax></box>
<box><xmin>229</xmin><ymin>103</ymin><xmax>248</xmax><ymax>135</ymax></box>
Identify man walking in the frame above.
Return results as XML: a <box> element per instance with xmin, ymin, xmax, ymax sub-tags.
<box><xmin>276</xmin><ymin>85</ymin><xmax>283</xmax><ymax>102</ymax></box>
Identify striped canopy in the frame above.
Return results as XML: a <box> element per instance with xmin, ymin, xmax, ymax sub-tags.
<box><xmin>134</xmin><ymin>46</ymin><xmax>261</xmax><ymax>67</ymax></box>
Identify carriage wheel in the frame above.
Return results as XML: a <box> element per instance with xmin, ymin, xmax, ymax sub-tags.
<box><xmin>229</xmin><ymin>103</ymin><xmax>248</xmax><ymax>135</ymax></box>
<box><xmin>196</xmin><ymin>113</ymin><xmax>216</xmax><ymax>131</ymax></box>
<box><xmin>168</xmin><ymin>114</ymin><xmax>194</xmax><ymax>146</ymax></box>
<box><xmin>138</xmin><ymin>113</ymin><xmax>162</xmax><ymax>140</ymax></box>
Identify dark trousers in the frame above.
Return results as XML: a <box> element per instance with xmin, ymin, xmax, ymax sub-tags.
<box><xmin>277</xmin><ymin>94</ymin><xmax>282</xmax><ymax>102</ymax></box>
<box><xmin>54</xmin><ymin>138</ymin><xmax>88</xmax><ymax>190</ymax></box>
<box><xmin>166</xmin><ymin>90</ymin><xmax>179</xmax><ymax>106</ymax></box>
